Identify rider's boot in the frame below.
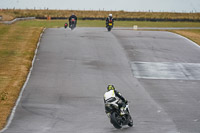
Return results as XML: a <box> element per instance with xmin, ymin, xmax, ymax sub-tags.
<box><xmin>120</xmin><ymin>107</ymin><xmax>125</xmax><ymax>115</ymax></box>
<box><xmin>106</xmin><ymin>113</ymin><xmax>111</xmax><ymax>118</ymax></box>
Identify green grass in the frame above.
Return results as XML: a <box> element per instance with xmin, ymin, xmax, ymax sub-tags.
<box><xmin>114</xmin><ymin>21</ymin><xmax>200</xmax><ymax>27</ymax></box>
<box><xmin>16</xmin><ymin>19</ymin><xmax>200</xmax><ymax>28</ymax></box>
<box><xmin>16</xmin><ymin>20</ymin><xmax>66</xmax><ymax>28</ymax></box>
<box><xmin>16</xmin><ymin>20</ymin><xmax>106</xmax><ymax>28</ymax></box>
<box><xmin>0</xmin><ymin>26</ymin><xmax>11</xmax><ymax>35</ymax></box>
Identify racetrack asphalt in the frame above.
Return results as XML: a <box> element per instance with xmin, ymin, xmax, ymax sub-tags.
<box><xmin>2</xmin><ymin>27</ymin><xmax>200</xmax><ymax>133</ymax></box>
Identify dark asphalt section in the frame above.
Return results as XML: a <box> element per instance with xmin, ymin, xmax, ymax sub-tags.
<box><xmin>2</xmin><ymin>28</ymin><xmax>200</xmax><ymax>133</ymax></box>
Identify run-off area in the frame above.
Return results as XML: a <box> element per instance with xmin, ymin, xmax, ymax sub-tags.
<box><xmin>131</xmin><ymin>62</ymin><xmax>200</xmax><ymax>80</ymax></box>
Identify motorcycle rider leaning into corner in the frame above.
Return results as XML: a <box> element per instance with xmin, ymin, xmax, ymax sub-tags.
<box><xmin>69</xmin><ymin>13</ymin><xmax>77</xmax><ymax>26</ymax></box>
<box><xmin>106</xmin><ymin>14</ymin><xmax>114</xmax><ymax>27</ymax></box>
<box><xmin>104</xmin><ymin>85</ymin><xmax>128</xmax><ymax>118</ymax></box>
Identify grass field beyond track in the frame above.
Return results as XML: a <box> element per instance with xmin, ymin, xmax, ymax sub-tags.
<box><xmin>16</xmin><ymin>19</ymin><xmax>200</xmax><ymax>28</ymax></box>
<box><xmin>1</xmin><ymin>9</ymin><xmax>200</xmax><ymax>21</ymax></box>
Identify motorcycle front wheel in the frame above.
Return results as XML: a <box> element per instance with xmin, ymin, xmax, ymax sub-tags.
<box><xmin>107</xmin><ymin>27</ymin><xmax>111</xmax><ymax>31</ymax></box>
<box><xmin>128</xmin><ymin>115</ymin><xmax>133</xmax><ymax>127</ymax></box>
<box><xmin>110</xmin><ymin>112</ymin><xmax>122</xmax><ymax>129</ymax></box>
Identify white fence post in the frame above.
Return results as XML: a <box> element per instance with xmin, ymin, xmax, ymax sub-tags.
<box><xmin>133</xmin><ymin>25</ymin><xmax>138</xmax><ymax>30</ymax></box>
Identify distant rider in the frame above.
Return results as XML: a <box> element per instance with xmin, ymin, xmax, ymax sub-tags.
<box><xmin>106</xmin><ymin>14</ymin><xmax>114</xmax><ymax>28</ymax></box>
<box><xmin>104</xmin><ymin>85</ymin><xmax>127</xmax><ymax>117</ymax></box>
<box><xmin>69</xmin><ymin>13</ymin><xmax>77</xmax><ymax>27</ymax></box>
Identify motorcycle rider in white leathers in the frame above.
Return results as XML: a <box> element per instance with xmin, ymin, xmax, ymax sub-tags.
<box><xmin>104</xmin><ymin>85</ymin><xmax>127</xmax><ymax>117</ymax></box>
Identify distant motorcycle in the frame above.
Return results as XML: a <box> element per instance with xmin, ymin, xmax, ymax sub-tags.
<box><xmin>106</xmin><ymin>20</ymin><xmax>113</xmax><ymax>31</ymax></box>
<box><xmin>69</xmin><ymin>18</ymin><xmax>76</xmax><ymax>30</ymax></box>
<box><xmin>64</xmin><ymin>23</ymin><xmax>68</xmax><ymax>28</ymax></box>
<box><xmin>105</xmin><ymin>99</ymin><xmax>133</xmax><ymax>129</ymax></box>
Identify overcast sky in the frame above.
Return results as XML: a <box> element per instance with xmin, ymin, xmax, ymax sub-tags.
<box><xmin>0</xmin><ymin>0</ymin><xmax>200</xmax><ymax>12</ymax></box>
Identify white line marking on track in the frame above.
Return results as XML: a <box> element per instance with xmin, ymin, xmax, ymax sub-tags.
<box><xmin>131</xmin><ymin>62</ymin><xmax>200</xmax><ymax>80</ymax></box>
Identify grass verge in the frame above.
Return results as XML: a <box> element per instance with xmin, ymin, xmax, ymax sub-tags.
<box><xmin>169</xmin><ymin>29</ymin><xmax>200</xmax><ymax>46</ymax></box>
<box><xmin>0</xmin><ymin>20</ymin><xmax>200</xmax><ymax>130</ymax></box>
<box><xmin>0</xmin><ymin>22</ymin><xmax>43</xmax><ymax>130</ymax></box>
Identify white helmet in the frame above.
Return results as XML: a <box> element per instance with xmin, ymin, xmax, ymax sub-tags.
<box><xmin>109</xmin><ymin>14</ymin><xmax>112</xmax><ymax>17</ymax></box>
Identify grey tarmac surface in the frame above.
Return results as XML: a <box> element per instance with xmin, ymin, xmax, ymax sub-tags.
<box><xmin>2</xmin><ymin>27</ymin><xmax>200</xmax><ymax>133</ymax></box>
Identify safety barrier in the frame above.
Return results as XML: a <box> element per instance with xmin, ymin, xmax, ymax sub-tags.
<box><xmin>0</xmin><ymin>17</ymin><xmax>35</xmax><ymax>24</ymax></box>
